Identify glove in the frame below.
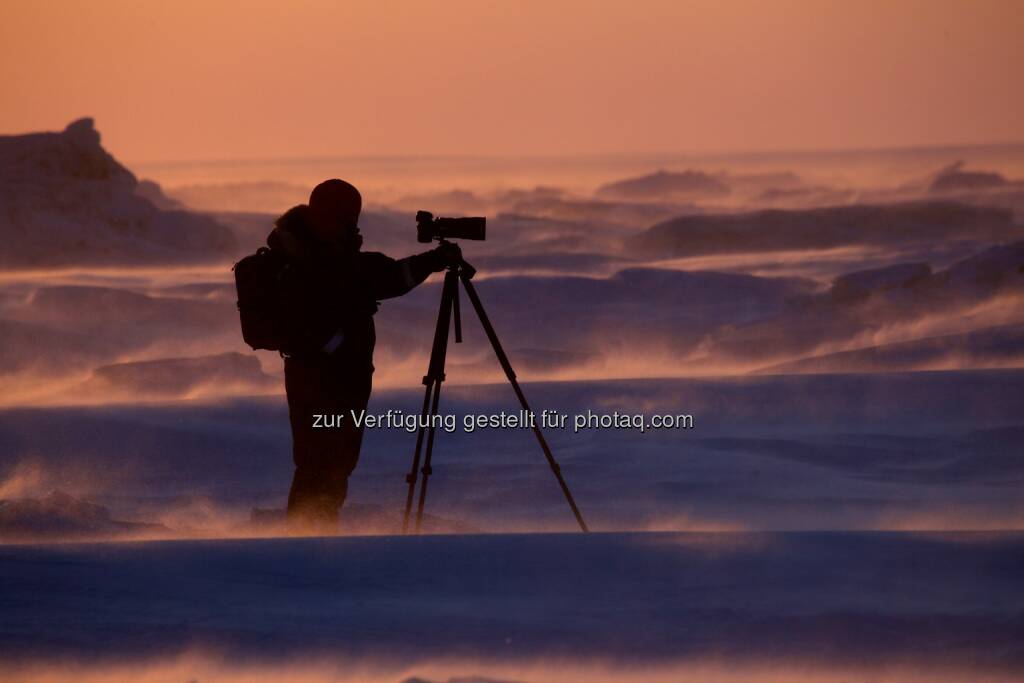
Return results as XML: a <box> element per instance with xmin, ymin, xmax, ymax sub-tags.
<box><xmin>429</xmin><ymin>241</ymin><xmax>462</xmax><ymax>271</ymax></box>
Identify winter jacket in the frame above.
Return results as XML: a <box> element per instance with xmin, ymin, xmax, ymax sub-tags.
<box><xmin>266</xmin><ymin>219</ymin><xmax>441</xmax><ymax>371</ymax></box>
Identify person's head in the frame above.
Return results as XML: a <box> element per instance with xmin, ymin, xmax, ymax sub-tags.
<box><xmin>308</xmin><ymin>179</ymin><xmax>363</xmax><ymax>251</ymax></box>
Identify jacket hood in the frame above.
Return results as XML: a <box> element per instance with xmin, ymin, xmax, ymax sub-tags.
<box><xmin>267</xmin><ymin>203</ymin><xmax>361</xmax><ymax>261</ymax></box>
<box><xmin>267</xmin><ymin>204</ymin><xmax>318</xmax><ymax>262</ymax></box>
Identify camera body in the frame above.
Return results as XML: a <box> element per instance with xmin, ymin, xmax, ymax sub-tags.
<box><xmin>416</xmin><ymin>210</ymin><xmax>486</xmax><ymax>243</ymax></box>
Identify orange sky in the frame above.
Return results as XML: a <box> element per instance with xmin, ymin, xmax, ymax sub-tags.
<box><xmin>1</xmin><ymin>0</ymin><xmax>1021</xmax><ymax>162</ymax></box>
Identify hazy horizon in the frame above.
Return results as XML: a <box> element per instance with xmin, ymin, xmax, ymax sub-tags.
<box><xmin>121</xmin><ymin>140</ymin><xmax>1024</xmax><ymax>167</ymax></box>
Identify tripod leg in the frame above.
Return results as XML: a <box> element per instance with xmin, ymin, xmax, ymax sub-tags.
<box><xmin>459</xmin><ymin>274</ymin><xmax>589</xmax><ymax>532</ymax></box>
<box><xmin>403</xmin><ymin>269</ymin><xmax>458</xmax><ymax>534</ymax></box>
<box><xmin>402</xmin><ymin>380</ymin><xmax>434</xmax><ymax>533</ymax></box>
<box><xmin>414</xmin><ymin>378</ymin><xmax>443</xmax><ymax>532</ymax></box>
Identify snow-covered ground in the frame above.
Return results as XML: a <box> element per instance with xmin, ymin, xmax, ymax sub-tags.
<box><xmin>3</xmin><ymin>121</ymin><xmax>1024</xmax><ymax>680</ymax></box>
<box><xmin>2</xmin><ymin>531</ymin><xmax>1023</xmax><ymax>682</ymax></box>
<box><xmin>2</xmin><ymin>370</ymin><xmax>1022</xmax><ymax>538</ymax></box>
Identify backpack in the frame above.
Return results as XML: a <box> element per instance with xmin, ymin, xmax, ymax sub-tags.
<box><xmin>233</xmin><ymin>247</ymin><xmax>303</xmax><ymax>352</ymax></box>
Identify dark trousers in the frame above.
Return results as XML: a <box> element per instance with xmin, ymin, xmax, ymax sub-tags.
<box><xmin>284</xmin><ymin>354</ymin><xmax>372</xmax><ymax>529</ymax></box>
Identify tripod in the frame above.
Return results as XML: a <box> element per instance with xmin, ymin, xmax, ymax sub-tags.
<box><xmin>402</xmin><ymin>249</ymin><xmax>588</xmax><ymax>534</ymax></box>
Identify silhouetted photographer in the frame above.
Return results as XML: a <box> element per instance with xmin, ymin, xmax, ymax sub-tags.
<box><xmin>235</xmin><ymin>179</ymin><xmax>460</xmax><ymax>529</ymax></box>
<box><xmin>235</xmin><ymin>179</ymin><xmax>585</xmax><ymax>534</ymax></box>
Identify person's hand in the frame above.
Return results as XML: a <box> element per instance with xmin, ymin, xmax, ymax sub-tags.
<box><xmin>431</xmin><ymin>241</ymin><xmax>462</xmax><ymax>271</ymax></box>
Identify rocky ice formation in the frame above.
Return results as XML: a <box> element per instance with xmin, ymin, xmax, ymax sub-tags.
<box><xmin>134</xmin><ymin>178</ymin><xmax>184</xmax><ymax>210</ymax></box>
<box><xmin>80</xmin><ymin>351</ymin><xmax>277</xmax><ymax>400</ymax></box>
<box><xmin>929</xmin><ymin>161</ymin><xmax>1009</xmax><ymax>193</ymax></box>
<box><xmin>597</xmin><ymin>169</ymin><xmax>731</xmax><ymax>200</ymax></box>
<box><xmin>627</xmin><ymin>200</ymin><xmax>1020</xmax><ymax>258</ymax></box>
<box><xmin>0</xmin><ymin>118</ymin><xmax>236</xmax><ymax>268</ymax></box>
<box><xmin>758</xmin><ymin>322</ymin><xmax>1024</xmax><ymax>374</ymax></box>
<box><xmin>830</xmin><ymin>262</ymin><xmax>932</xmax><ymax>302</ymax></box>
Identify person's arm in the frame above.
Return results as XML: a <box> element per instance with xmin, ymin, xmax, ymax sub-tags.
<box><xmin>362</xmin><ymin>243</ymin><xmax>461</xmax><ymax>300</ymax></box>
<box><xmin>318</xmin><ymin>244</ymin><xmax>461</xmax><ymax>355</ymax></box>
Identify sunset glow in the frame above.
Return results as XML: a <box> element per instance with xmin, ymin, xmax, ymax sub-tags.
<box><xmin>2</xmin><ymin>1</ymin><xmax>1021</xmax><ymax>162</ymax></box>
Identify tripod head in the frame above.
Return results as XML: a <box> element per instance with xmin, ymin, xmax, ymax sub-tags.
<box><xmin>436</xmin><ymin>238</ymin><xmax>476</xmax><ymax>279</ymax></box>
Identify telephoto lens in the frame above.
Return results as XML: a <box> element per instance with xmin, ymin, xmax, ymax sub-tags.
<box><xmin>416</xmin><ymin>210</ymin><xmax>486</xmax><ymax>242</ymax></box>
